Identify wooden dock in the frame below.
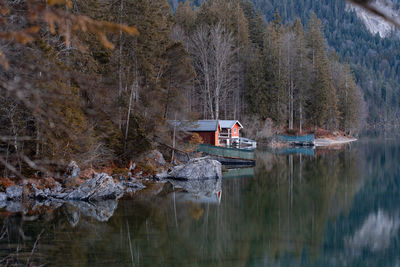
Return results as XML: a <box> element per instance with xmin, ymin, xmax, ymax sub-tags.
<box><xmin>197</xmin><ymin>144</ymin><xmax>255</xmax><ymax>166</ymax></box>
<box><xmin>197</xmin><ymin>144</ymin><xmax>255</xmax><ymax>160</ymax></box>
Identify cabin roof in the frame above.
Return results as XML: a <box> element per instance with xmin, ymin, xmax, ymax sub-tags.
<box><xmin>170</xmin><ymin>120</ymin><xmax>220</xmax><ymax>132</ymax></box>
<box><xmin>219</xmin><ymin>120</ymin><xmax>243</xmax><ymax>129</ymax></box>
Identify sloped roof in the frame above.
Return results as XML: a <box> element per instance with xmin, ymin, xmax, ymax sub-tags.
<box><xmin>219</xmin><ymin>120</ymin><xmax>243</xmax><ymax>129</ymax></box>
<box><xmin>187</xmin><ymin>120</ymin><xmax>220</xmax><ymax>131</ymax></box>
<box><xmin>170</xmin><ymin>120</ymin><xmax>220</xmax><ymax>132</ymax></box>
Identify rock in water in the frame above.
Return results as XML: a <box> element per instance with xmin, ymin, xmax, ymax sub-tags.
<box><xmin>168</xmin><ymin>157</ymin><xmax>222</xmax><ymax>180</ymax></box>
<box><xmin>6</xmin><ymin>185</ymin><xmax>23</xmax><ymax>200</ymax></box>
<box><xmin>0</xmin><ymin>192</ymin><xmax>7</xmax><ymax>202</ymax></box>
<box><xmin>122</xmin><ymin>180</ymin><xmax>146</xmax><ymax>193</ymax></box>
<box><xmin>66</xmin><ymin>173</ymin><xmax>124</xmax><ymax>201</ymax></box>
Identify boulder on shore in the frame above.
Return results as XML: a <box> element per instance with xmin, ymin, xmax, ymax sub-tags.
<box><xmin>147</xmin><ymin>150</ymin><xmax>166</xmax><ymax>166</ymax></box>
<box><xmin>66</xmin><ymin>173</ymin><xmax>124</xmax><ymax>201</ymax></box>
<box><xmin>6</xmin><ymin>185</ymin><xmax>23</xmax><ymax>200</ymax></box>
<box><xmin>162</xmin><ymin>157</ymin><xmax>222</xmax><ymax>180</ymax></box>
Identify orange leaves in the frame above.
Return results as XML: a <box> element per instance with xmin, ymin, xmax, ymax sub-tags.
<box><xmin>42</xmin><ymin>8</ymin><xmax>140</xmax><ymax>50</ymax></box>
<box><xmin>0</xmin><ymin>3</ymin><xmax>9</xmax><ymax>16</ymax></box>
<box><xmin>0</xmin><ymin>26</ymin><xmax>39</xmax><ymax>45</ymax></box>
<box><xmin>0</xmin><ymin>1</ymin><xmax>139</xmax><ymax>49</ymax></box>
<box><xmin>120</xmin><ymin>25</ymin><xmax>140</xmax><ymax>36</ymax></box>
<box><xmin>45</xmin><ymin>1</ymin><xmax>140</xmax><ymax>49</ymax></box>
<box><xmin>87</xmin><ymin>20</ymin><xmax>140</xmax><ymax>50</ymax></box>
<box><xmin>70</xmin><ymin>16</ymin><xmax>139</xmax><ymax>50</ymax></box>
<box><xmin>0</xmin><ymin>1</ymin><xmax>139</xmax><ymax>69</ymax></box>
<box><xmin>0</xmin><ymin>3</ymin><xmax>9</xmax><ymax>25</ymax></box>
<box><xmin>47</xmin><ymin>0</ymin><xmax>72</xmax><ymax>9</ymax></box>
<box><xmin>43</xmin><ymin>12</ymin><xmax>58</xmax><ymax>35</ymax></box>
<box><xmin>0</xmin><ymin>51</ymin><xmax>8</xmax><ymax>70</ymax></box>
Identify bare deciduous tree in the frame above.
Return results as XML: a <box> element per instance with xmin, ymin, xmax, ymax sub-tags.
<box><xmin>189</xmin><ymin>22</ymin><xmax>237</xmax><ymax>120</ymax></box>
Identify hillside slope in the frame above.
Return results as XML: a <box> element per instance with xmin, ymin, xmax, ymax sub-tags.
<box><xmin>249</xmin><ymin>0</ymin><xmax>400</xmax><ymax>128</ymax></box>
<box><xmin>347</xmin><ymin>0</ymin><xmax>400</xmax><ymax>37</ymax></box>
<box><xmin>170</xmin><ymin>0</ymin><xmax>400</xmax><ymax>128</ymax></box>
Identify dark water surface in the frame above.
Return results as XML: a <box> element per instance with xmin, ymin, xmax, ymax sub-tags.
<box><xmin>1</xmin><ymin>139</ymin><xmax>400</xmax><ymax>266</ymax></box>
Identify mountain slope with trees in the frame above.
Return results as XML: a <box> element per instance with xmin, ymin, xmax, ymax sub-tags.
<box><xmin>173</xmin><ymin>0</ymin><xmax>366</xmax><ymax>133</ymax></box>
<box><xmin>171</xmin><ymin>0</ymin><xmax>400</xmax><ymax>129</ymax></box>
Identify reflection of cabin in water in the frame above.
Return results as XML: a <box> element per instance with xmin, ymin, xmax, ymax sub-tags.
<box><xmin>219</xmin><ymin>120</ymin><xmax>243</xmax><ymax>146</ymax></box>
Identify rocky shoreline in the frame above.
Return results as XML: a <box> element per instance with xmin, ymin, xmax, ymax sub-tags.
<box><xmin>0</xmin><ymin>153</ymin><xmax>222</xmax><ymax>222</ymax></box>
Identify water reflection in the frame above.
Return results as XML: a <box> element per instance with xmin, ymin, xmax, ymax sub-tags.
<box><xmin>2</xmin><ymin>139</ymin><xmax>400</xmax><ymax>266</ymax></box>
<box><xmin>346</xmin><ymin>210</ymin><xmax>400</xmax><ymax>253</ymax></box>
<box><xmin>168</xmin><ymin>178</ymin><xmax>222</xmax><ymax>205</ymax></box>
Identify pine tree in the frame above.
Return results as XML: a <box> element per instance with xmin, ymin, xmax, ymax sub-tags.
<box><xmin>306</xmin><ymin>12</ymin><xmax>338</xmax><ymax>129</ymax></box>
<box><xmin>175</xmin><ymin>1</ymin><xmax>197</xmax><ymax>35</ymax></box>
<box><xmin>263</xmin><ymin>11</ymin><xmax>287</xmax><ymax>125</ymax></box>
<box><xmin>162</xmin><ymin>42</ymin><xmax>196</xmax><ymax>119</ymax></box>
<box><xmin>240</xmin><ymin>0</ymin><xmax>265</xmax><ymax>48</ymax></box>
<box><xmin>245</xmin><ymin>49</ymin><xmax>269</xmax><ymax>119</ymax></box>
<box><xmin>331</xmin><ymin>58</ymin><xmax>365</xmax><ymax>134</ymax></box>
<box><xmin>292</xmin><ymin>18</ymin><xmax>310</xmax><ymax>133</ymax></box>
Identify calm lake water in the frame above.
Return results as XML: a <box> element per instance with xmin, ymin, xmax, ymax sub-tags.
<box><xmin>1</xmin><ymin>138</ymin><xmax>400</xmax><ymax>266</ymax></box>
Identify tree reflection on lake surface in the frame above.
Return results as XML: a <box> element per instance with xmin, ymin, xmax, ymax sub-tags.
<box><xmin>1</xmin><ymin>139</ymin><xmax>400</xmax><ymax>266</ymax></box>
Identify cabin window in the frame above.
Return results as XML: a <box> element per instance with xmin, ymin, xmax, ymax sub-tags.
<box><xmin>234</xmin><ymin>128</ymin><xmax>237</xmax><ymax>134</ymax></box>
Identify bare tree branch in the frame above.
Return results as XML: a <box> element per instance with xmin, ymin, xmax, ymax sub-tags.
<box><xmin>348</xmin><ymin>0</ymin><xmax>400</xmax><ymax>28</ymax></box>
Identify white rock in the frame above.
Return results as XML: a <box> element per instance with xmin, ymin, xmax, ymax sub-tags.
<box><xmin>6</xmin><ymin>185</ymin><xmax>22</xmax><ymax>200</ymax></box>
<box><xmin>167</xmin><ymin>157</ymin><xmax>222</xmax><ymax>180</ymax></box>
<box><xmin>0</xmin><ymin>192</ymin><xmax>7</xmax><ymax>202</ymax></box>
<box><xmin>66</xmin><ymin>173</ymin><xmax>124</xmax><ymax>201</ymax></box>
<box><xmin>148</xmin><ymin>150</ymin><xmax>166</xmax><ymax>166</ymax></box>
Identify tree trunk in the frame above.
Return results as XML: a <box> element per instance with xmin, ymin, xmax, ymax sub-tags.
<box><xmin>299</xmin><ymin>104</ymin><xmax>303</xmax><ymax>134</ymax></box>
<box><xmin>118</xmin><ymin>0</ymin><xmax>124</xmax><ymax>130</ymax></box>
<box><xmin>124</xmin><ymin>84</ymin><xmax>134</xmax><ymax>151</ymax></box>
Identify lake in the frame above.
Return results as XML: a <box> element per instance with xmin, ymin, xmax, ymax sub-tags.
<box><xmin>1</xmin><ymin>138</ymin><xmax>399</xmax><ymax>266</ymax></box>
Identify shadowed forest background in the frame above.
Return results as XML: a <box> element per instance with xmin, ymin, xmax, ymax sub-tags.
<box><xmin>0</xmin><ymin>0</ymin><xmax>391</xmax><ymax>175</ymax></box>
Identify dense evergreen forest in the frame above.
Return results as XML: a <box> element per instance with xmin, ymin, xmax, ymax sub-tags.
<box><xmin>172</xmin><ymin>0</ymin><xmax>365</xmax><ymax>132</ymax></box>
<box><xmin>0</xmin><ymin>0</ymin><xmax>373</xmax><ymax>175</ymax></box>
<box><xmin>172</xmin><ymin>0</ymin><xmax>400</xmax><ymax>128</ymax></box>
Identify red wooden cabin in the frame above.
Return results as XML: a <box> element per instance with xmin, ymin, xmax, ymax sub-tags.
<box><xmin>171</xmin><ymin>120</ymin><xmax>221</xmax><ymax>146</ymax></box>
<box><xmin>188</xmin><ymin>120</ymin><xmax>221</xmax><ymax>146</ymax></box>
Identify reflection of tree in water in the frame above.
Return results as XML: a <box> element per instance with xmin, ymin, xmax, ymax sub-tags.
<box><xmin>320</xmin><ymin>140</ymin><xmax>400</xmax><ymax>266</ymax></box>
<box><xmin>239</xmin><ymin>145</ymin><xmax>366</xmax><ymax>265</ymax></box>
<box><xmin>0</xmin><ymin>215</ymin><xmax>45</xmax><ymax>266</ymax></box>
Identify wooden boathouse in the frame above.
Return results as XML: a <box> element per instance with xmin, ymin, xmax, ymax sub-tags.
<box><xmin>219</xmin><ymin>120</ymin><xmax>243</xmax><ymax>146</ymax></box>
<box><xmin>171</xmin><ymin>120</ymin><xmax>221</xmax><ymax>146</ymax></box>
<box><xmin>169</xmin><ymin>119</ymin><xmax>255</xmax><ymax>164</ymax></box>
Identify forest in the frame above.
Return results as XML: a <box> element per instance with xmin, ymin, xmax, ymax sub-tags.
<box><xmin>173</xmin><ymin>0</ymin><xmax>400</xmax><ymax>128</ymax></box>
<box><xmin>0</xmin><ymin>0</ymin><xmax>367</xmax><ymax>175</ymax></box>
